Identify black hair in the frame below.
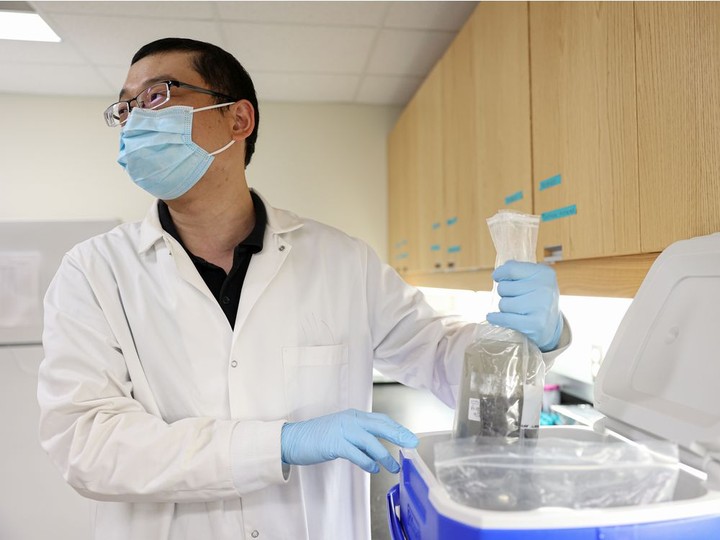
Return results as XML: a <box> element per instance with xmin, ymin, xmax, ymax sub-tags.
<box><xmin>131</xmin><ymin>37</ymin><xmax>259</xmax><ymax>167</ymax></box>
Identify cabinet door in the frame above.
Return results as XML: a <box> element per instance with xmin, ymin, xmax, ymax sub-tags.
<box><xmin>387</xmin><ymin>107</ymin><xmax>418</xmax><ymax>274</ymax></box>
<box><xmin>530</xmin><ymin>2</ymin><xmax>640</xmax><ymax>261</ymax></box>
<box><xmin>442</xmin><ymin>21</ymin><xmax>479</xmax><ymax>271</ymax></box>
<box><xmin>472</xmin><ymin>1</ymin><xmax>533</xmax><ymax>268</ymax></box>
<box><xmin>415</xmin><ymin>63</ymin><xmax>446</xmax><ymax>273</ymax></box>
<box><xmin>636</xmin><ymin>2</ymin><xmax>720</xmax><ymax>251</ymax></box>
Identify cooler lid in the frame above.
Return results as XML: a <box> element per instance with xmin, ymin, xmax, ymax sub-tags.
<box><xmin>594</xmin><ymin>233</ymin><xmax>720</xmax><ymax>472</ymax></box>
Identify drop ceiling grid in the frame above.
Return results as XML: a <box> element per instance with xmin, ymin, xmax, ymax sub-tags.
<box><xmin>5</xmin><ymin>1</ymin><xmax>477</xmax><ymax>104</ymax></box>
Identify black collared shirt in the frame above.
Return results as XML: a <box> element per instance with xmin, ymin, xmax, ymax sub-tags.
<box><xmin>158</xmin><ymin>191</ymin><xmax>267</xmax><ymax>328</ymax></box>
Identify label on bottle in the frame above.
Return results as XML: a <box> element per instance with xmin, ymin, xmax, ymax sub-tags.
<box><xmin>468</xmin><ymin>397</ymin><xmax>481</xmax><ymax>422</ymax></box>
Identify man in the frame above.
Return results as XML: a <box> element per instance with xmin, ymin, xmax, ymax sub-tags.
<box><xmin>38</xmin><ymin>38</ymin><xmax>569</xmax><ymax>539</ymax></box>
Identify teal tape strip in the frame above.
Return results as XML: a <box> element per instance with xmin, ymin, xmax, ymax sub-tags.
<box><xmin>541</xmin><ymin>204</ymin><xmax>577</xmax><ymax>222</ymax></box>
<box><xmin>447</xmin><ymin>245</ymin><xmax>461</xmax><ymax>253</ymax></box>
<box><xmin>396</xmin><ymin>252</ymin><xmax>409</xmax><ymax>260</ymax></box>
<box><xmin>539</xmin><ymin>174</ymin><xmax>562</xmax><ymax>191</ymax></box>
<box><xmin>395</xmin><ymin>239</ymin><xmax>408</xmax><ymax>249</ymax></box>
<box><xmin>431</xmin><ymin>222</ymin><xmax>441</xmax><ymax>230</ymax></box>
<box><xmin>504</xmin><ymin>191</ymin><xmax>523</xmax><ymax>205</ymax></box>
<box><xmin>430</xmin><ymin>245</ymin><xmax>441</xmax><ymax>252</ymax></box>
<box><xmin>447</xmin><ymin>217</ymin><xmax>458</xmax><ymax>226</ymax></box>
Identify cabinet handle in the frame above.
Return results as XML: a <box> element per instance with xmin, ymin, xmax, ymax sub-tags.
<box><xmin>447</xmin><ymin>262</ymin><xmax>455</xmax><ymax>269</ymax></box>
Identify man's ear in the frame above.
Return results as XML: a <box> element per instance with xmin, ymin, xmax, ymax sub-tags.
<box><xmin>230</xmin><ymin>100</ymin><xmax>255</xmax><ymax>140</ymax></box>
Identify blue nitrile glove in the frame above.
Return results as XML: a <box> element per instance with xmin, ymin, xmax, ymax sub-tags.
<box><xmin>486</xmin><ymin>260</ymin><xmax>563</xmax><ymax>352</ymax></box>
<box><xmin>281</xmin><ymin>409</ymin><xmax>419</xmax><ymax>474</ymax></box>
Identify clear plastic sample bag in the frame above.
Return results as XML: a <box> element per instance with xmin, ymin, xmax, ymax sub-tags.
<box><xmin>434</xmin><ymin>436</ymin><xmax>680</xmax><ymax>511</ymax></box>
<box><xmin>454</xmin><ymin>325</ymin><xmax>544</xmax><ymax>439</ymax></box>
<box><xmin>453</xmin><ymin>210</ymin><xmax>545</xmax><ymax>440</ymax></box>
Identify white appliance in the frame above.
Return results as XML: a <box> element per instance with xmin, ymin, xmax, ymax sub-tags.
<box><xmin>0</xmin><ymin>220</ymin><xmax>118</xmax><ymax>540</ymax></box>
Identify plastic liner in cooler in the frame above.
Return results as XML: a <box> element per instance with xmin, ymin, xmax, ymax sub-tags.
<box><xmin>434</xmin><ymin>436</ymin><xmax>679</xmax><ymax>511</ymax></box>
<box><xmin>387</xmin><ymin>429</ymin><xmax>720</xmax><ymax>540</ymax></box>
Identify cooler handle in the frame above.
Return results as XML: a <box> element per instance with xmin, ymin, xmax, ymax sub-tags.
<box><xmin>386</xmin><ymin>484</ymin><xmax>407</xmax><ymax>540</ymax></box>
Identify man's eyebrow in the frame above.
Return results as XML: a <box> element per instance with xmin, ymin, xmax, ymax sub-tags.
<box><xmin>118</xmin><ymin>76</ymin><xmax>175</xmax><ymax>100</ymax></box>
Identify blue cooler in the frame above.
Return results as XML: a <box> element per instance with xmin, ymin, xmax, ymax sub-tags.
<box><xmin>388</xmin><ymin>233</ymin><xmax>720</xmax><ymax>539</ymax></box>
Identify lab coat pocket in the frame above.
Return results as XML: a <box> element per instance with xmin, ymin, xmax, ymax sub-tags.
<box><xmin>282</xmin><ymin>344</ymin><xmax>349</xmax><ymax>421</ymax></box>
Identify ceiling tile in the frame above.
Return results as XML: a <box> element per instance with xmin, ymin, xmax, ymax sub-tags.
<box><xmin>366</xmin><ymin>29</ymin><xmax>454</xmax><ymax>76</ymax></box>
<box><xmin>96</xmin><ymin>65</ymin><xmax>132</xmax><ymax>94</ymax></box>
<box><xmin>252</xmin><ymin>72</ymin><xmax>359</xmax><ymax>102</ymax></box>
<box><xmin>0</xmin><ymin>2</ymin><xmax>470</xmax><ymax>104</ymax></box>
<box><xmin>0</xmin><ymin>39</ymin><xmax>85</xmax><ymax>65</ymax></box>
<box><xmin>221</xmin><ymin>22</ymin><xmax>375</xmax><ymax>74</ymax></box>
<box><xmin>46</xmin><ymin>14</ymin><xmax>222</xmax><ymax>65</ymax></box>
<box><xmin>0</xmin><ymin>62</ymin><xmax>115</xmax><ymax>95</ymax></box>
<box><xmin>218</xmin><ymin>1</ymin><xmax>387</xmax><ymax>26</ymax></box>
<box><xmin>384</xmin><ymin>1</ymin><xmax>477</xmax><ymax>31</ymax></box>
<box><xmin>34</xmin><ymin>1</ymin><xmax>215</xmax><ymax>19</ymax></box>
<box><xmin>355</xmin><ymin>75</ymin><xmax>423</xmax><ymax>105</ymax></box>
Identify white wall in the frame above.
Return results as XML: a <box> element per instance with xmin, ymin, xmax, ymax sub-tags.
<box><xmin>0</xmin><ymin>95</ymin><xmax>152</xmax><ymax>222</ymax></box>
<box><xmin>250</xmin><ymin>102</ymin><xmax>400</xmax><ymax>259</ymax></box>
<box><xmin>0</xmin><ymin>94</ymin><xmax>400</xmax><ymax>260</ymax></box>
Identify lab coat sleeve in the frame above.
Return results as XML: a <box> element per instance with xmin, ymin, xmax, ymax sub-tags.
<box><xmin>542</xmin><ymin>313</ymin><xmax>572</xmax><ymax>371</ymax></box>
<box><xmin>363</xmin><ymin>245</ymin><xmax>572</xmax><ymax>409</ymax></box>
<box><xmin>38</xmin><ymin>254</ymin><xmax>286</xmax><ymax>503</ymax></box>
<box><xmin>363</xmin><ymin>244</ymin><xmax>477</xmax><ymax>408</ymax></box>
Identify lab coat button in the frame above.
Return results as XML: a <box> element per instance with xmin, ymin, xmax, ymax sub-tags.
<box><xmin>251</xmin><ymin>531</ymin><xmax>259</xmax><ymax>538</ymax></box>
<box><xmin>230</xmin><ymin>360</ymin><xmax>238</xmax><ymax>368</ymax></box>
<box><xmin>278</xmin><ymin>245</ymin><xmax>285</xmax><ymax>252</ymax></box>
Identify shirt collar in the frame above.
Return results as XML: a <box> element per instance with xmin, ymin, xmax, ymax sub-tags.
<box><xmin>137</xmin><ymin>189</ymin><xmax>303</xmax><ymax>254</ymax></box>
<box><xmin>157</xmin><ymin>191</ymin><xmax>266</xmax><ymax>256</ymax></box>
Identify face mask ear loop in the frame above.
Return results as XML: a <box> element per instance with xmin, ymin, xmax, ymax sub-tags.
<box><xmin>209</xmin><ymin>139</ymin><xmax>235</xmax><ymax>156</ymax></box>
<box><xmin>192</xmin><ymin>102</ymin><xmax>235</xmax><ymax>114</ymax></box>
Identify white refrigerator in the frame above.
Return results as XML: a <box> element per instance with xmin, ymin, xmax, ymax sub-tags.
<box><xmin>0</xmin><ymin>220</ymin><xmax>117</xmax><ymax>540</ymax></box>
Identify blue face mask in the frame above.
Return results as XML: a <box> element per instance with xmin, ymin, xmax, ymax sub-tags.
<box><xmin>117</xmin><ymin>103</ymin><xmax>235</xmax><ymax>200</ymax></box>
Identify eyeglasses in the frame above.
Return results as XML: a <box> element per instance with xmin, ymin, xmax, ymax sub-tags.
<box><xmin>103</xmin><ymin>80</ymin><xmax>238</xmax><ymax>127</ymax></box>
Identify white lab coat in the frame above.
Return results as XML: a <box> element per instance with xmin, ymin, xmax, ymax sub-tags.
<box><xmin>38</xmin><ymin>191</ymin><xmax>569</xmax><ymax>540</ymax></box>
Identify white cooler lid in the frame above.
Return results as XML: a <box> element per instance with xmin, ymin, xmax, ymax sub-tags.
<box><xmin>594</xmin><ymin>233</ymin><xmax>720</xmax><ymax>473</ymax></box>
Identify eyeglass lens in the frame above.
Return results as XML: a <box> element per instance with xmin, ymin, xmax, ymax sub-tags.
<box><xmin>110</xmin><ymin>82</ymin><xmax>171</xmax><ymax>126</ymax></box>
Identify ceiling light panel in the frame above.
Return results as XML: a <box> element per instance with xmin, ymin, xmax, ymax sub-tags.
<box><xmin>0</xmin><ymin>10</ymin><xmax>60</xmax><ymax>42</ymax></box>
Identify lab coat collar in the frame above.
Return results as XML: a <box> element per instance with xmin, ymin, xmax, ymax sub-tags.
<box><xmin>137</xmin><ymin>189</ymin><xmax>304</xmax><ymax>254</ymax></box>
<box><xmin>253</xmin><ymin>190</ymin><xmax>304</xmax><ymax>235</ymax></box>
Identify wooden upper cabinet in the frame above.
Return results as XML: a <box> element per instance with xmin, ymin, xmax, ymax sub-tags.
<box><xmin>636</xmin><ymin>2</ymin><xmax>720</xmax><ymax>252</ymax></box>
<box><xmin>414</xmin><ymin>63</ymin><xmax>445</xmax><ymax>273</ymax></box>
<box><xmin>387</xmin><ymin>107</ymin><xmax>418</xmax><ymax>274</ymax></box>
<box><xmin>472</xmin><ymin>2</ymin><xmax>533</xmax><ymax>268</ymax></box>
<box><xmin>530</xmin><ymin>2</ymin><xmax>640</xmax><ymax>261</ymax></box>
<box><xmin>442</xmin><ymin>20</ymin><xmax>478</xmax><ymax>271</ymax></box>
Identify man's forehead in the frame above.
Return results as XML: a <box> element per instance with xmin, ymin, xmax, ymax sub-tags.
<box><xmin>120</xmin><ymin>52</ymin><xmax>198</xmax><ymax>99</ymax></box>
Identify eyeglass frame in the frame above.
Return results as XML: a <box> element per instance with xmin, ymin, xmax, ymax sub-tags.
<box><xmin>103</xmin><ymin>80</ymin><xmax>239</xmax><ymax>127</ymax></box>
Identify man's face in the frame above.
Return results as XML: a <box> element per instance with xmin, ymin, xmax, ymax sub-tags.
<box><xmin>121</xmin><ymin>51</ymin><xmax>235</xmax><ymax>158</ymax></box>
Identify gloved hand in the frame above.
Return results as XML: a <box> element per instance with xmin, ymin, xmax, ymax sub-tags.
<box><xmin>281</xmin><ymin>409</ymin><xmax>418</xmax><ymax>474</ymax></box>
<box><xmin>486</xmin><ymin>260</ymin><xmax>563</xmax><ymax>352</ymax></box>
